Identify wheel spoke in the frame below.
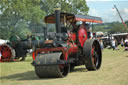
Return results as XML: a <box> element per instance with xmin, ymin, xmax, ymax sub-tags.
<box><xmin>92</xmin><ymin>45</ymin><xmax>99</xmax><ymax>67</ymax></box>
<box><xmin>92</xmin><ymin>45</ymin><xmax>96</xmax><ymax>65</ymax></box>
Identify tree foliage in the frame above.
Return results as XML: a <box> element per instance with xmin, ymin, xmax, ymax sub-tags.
<box><xmin>40</xmin><ymin>0</ymin><xmax>89</xmax><ymax>15</ymax></box>
<box><xmin>0</xmin><ymin>0</ymin><xmax>45</xmax><ymax>39</ymax></box>
<box><xmin>0</xmin><ymin>0</ymin><xmax>45</xmax><ymax>23</ymax></box>
<box><xmin>0</xmin><ymin>0</ymin><xmax>89</xmax><ymax>39</ymax></box>
<box><xmin>93</xmin><ymin>21</ymin><xmax>128</xmax><ymax>34</ymax></box>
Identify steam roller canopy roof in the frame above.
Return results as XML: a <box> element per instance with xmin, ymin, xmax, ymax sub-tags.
<box><xmin>75</xmin><ymin>15</ymin><xmax>103</xmax><ymax>23</ymax></box>
<box><xmin>44</xmin><ymin>12</ymin><xmax>103</xmax><ymax>24</ymax></box>
<box><xmin>44</xmin><ymin>12</ymin><xmax>75</xmax><ymax>23</ymax></box>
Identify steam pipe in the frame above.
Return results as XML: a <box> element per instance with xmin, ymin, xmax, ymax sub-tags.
<box><xmin>55</xmin><ymin>7</ymin><xmax>61</xmax><ymax>33</ymax></box>
<box><xmin>20</xmin><ymin>40</ymin><xmax>44</xmax><ymax>49</ymax></box>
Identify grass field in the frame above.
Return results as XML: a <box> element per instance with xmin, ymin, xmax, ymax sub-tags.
<box><xmin>0</xmin><ymin>46</ymin><xmax>128</xmax><ymax>85</ymax></box>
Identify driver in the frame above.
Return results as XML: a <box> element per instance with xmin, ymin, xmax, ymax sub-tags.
<box><xmin>71</xmin><ymin>22</ymin><xmax>77</xmax><ymax>32</ymax></box>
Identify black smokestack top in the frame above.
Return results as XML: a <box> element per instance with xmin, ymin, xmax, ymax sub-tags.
<box><xmin>54</xmin><ymin>7</ymin><xmax>61</xmax><ymax>33</ymax></box>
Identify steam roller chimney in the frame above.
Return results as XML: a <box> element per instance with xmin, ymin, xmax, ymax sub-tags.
<box><xmin>54</xmin><ymin>6</ymin><xmax>61</xmax><ymax>33</ymax></box>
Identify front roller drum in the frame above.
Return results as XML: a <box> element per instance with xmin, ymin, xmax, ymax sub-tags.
<box><xmin>35</xmin><ymin>64</ymin><xmax>69</xmax><ymax>78</ymax></box>
<box><xmin>34</xmin><ymin>52</ymin><xmax>70</xmax><ymax>78</ymax></box>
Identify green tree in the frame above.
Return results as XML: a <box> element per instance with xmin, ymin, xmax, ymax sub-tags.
<box><xmin>0</xmin><ymin>0</ymin><xmax>45</xmax><ymax>23</ymax></box>
<box><xmin>108</xmin><ymin>22</ymin><xmax>126</xmax><ymax>33</ymax></box>
<box><xmin>0</xmin><ymin>0</ymin><xmax>45</xmax><ymax>39</ymax></box>
<box><xmin>0</xmin><ymin>0</ymin><xmax>89</xmax><ymax>39</ymax></box>
<box><xmin>93</xmin><ymin>22</ymin><xmax>128</xmax><ymax>34</ymax></box>
<box><xmin>13</xmin><ymin>21</ymin><xmax>31</xmax><ymax>39</ymax></box>
<box><xmin>40</xmin><ymin>0</ymin><xmax>89</xmax><ymax>15</ymax></box>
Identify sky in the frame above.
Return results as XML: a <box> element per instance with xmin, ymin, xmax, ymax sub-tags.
<box><xmin>86</xmin><ymin>0</ymin><xmax>128</xmax><ymax>23</ymax></box>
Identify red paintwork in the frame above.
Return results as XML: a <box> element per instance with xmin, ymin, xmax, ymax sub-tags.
<box><xmin>67</xmin><ymin>41</ymin><xmax>78</xmax><ymax>54</ymax></box>
<box><xmin>0</xmin><ymin>45</ymin><xmax>12</xmax><ymax>62</ymax></box>
<box><xmin>32</xmin><ymin>24</ymin><xmax>89</xmax><ymax>61</ymax></box>
<box><xmin>32</xmin><ymin>52</ymin><xmax>36</xmax><ymax>60</ymax></box>
<box><xmin>78</xmin><ymin>25</ymin><xmax>88</xmax><ymax>47</ymax></box>
<box><xmin>32</xmin><ymin>25</ymin><xmax>88</xmax><ymax>60</ymax></box>
<box><xmin>32</xmin><ymin>47</ymin><xmax>69</xmax><ymax>60</ymax></box>
<box><xmin>32</xmin><ymin>40</ymin><xmax>79</xmax><ymax>60</ymax></box>
<box><xmin>91</xmin><ymin>46</ymin><xmax>95</xmax><ymax>63</ymax></box>
<box><xmin>68</xmin><ymin>33</ymin><xmax>76</xmax><ymax>41</ymax></box>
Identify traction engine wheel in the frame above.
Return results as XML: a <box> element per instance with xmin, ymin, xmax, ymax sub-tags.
<box><xmin>34</xmin><ymin>53</ymin><xmax>70</xmax><ymax>78</ymax></box>
<box><xmin>0</xmin><ymin>44</ymin><xmax>15</xmax><ymax>62</ymax></box>
<box><xmin>83</xmin><ymin>39</ymin><xmax>102</xmax><ymax>70</ymax></box>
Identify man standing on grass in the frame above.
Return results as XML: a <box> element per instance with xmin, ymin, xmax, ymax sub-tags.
<box><xmin>124</xmin><ymin>35</ymin><xmax>128</xmax><ymax>50</ymax></box>
<box><xmin>111</xmin><ymin>38</ymin><xmax>116</xmax><ymax>50</ymax></box>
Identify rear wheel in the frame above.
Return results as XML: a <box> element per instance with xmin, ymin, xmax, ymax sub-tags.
<box><xmin>83</xmin><ymin>39</ymin><xmax>102</xmax><ymax>70</ymax></box>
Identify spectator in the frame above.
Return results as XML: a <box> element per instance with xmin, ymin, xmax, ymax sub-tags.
<box><xmin>121</xmin><ymin>38</ymin><xmax>124</xmax><ymax>47</ymax></box>
<box><xmin>115</xmin><ymin>39</ymin><xmax>119</xmax><ymax>50</ymax></box>
<box><xmin>71</xmin><ymin>22</ymin><xmax>77</xmax><ymax>32</ymax></box>
<box><xmin>99</xmin><ymin>39</ymin><xmax>104</xmax><ymax>51</ymax></box>
<box><xmin>87</xmin><ymin>26</ymin><xmax>93</xmax><ymax>39</ymax></box>
<box><xmin>124</xmin><ymin>36</ymin><xmax>128</xmax><ymax>50</ymax></box>
<box><xmin>111</xmin><ymin>39</ymin><xmax>116</xmax><ymax>50</ymax></box>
